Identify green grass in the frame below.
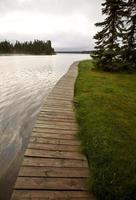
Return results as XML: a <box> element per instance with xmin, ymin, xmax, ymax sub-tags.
<box><xmin>74</xmin><ymin>60</ymin><xmax>136</xmax><ymax>200</ymax></box>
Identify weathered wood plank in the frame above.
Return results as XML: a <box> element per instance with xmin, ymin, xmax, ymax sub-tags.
<box><xmin>36</xmin><ymin>118</ymin><xmax>76</xmax><ymax>125</ymax></box>
<box><xmin>28</xmin><ymin>143</ymin><xmax>80</xmax><ymax>152</ymax></box>
<box><xmin>32</xmin><ymin>127</ymin><xmax>76</xmax><ymax>135</ymax></box>
<box><xmin>39</xmin><ymin>110</ymin><xmax>75</xmax><ymax>116</ymax></box>
<box><xmin>24</xmin><ymin>149</ymin><xmax>85</xmax><ymax>160</ymax></box>
<box><xmin>35</xmin><ymin>121</ymin><xmax>77</xmax><ymax>129</ymax></box>
<box><xmin>40</xmin><ymin>110</ymin><xmax>74</xmax><ymax>115</ymax></box>
<box><xmin>12</xmin><ymin>197</ymin><xmax>89</xmax><ymax>200</ymax></box>
<box><xmin>31</xmin><ymin>132</ymin><xmax>76</xmax><ymax>140</ymax></box>
<box><xmin>34</xmin><ymin>124</ymin><xmax>77</xmax><ymax>131</ymax></box>
<box><xmin>12</xmin><ymin>190</ymin><xmax>90</xmax><ymax>199</ymax></box>
<box><xmin>43</xmin><ymin>101</ymin><xmax>73</xmax><ymax>105</ymax></box>
<box><xmin>38</xmin><ymin>115</ymin><xmax>76</xmax><ymax>122</ymax></box>
<box><xmin>22</xmin><ymin>157</ymin><xmax>88</xmax><ymax>168</ymax></box>
<box><xmin>14</xmin><ymin>177</ymin><xmax>87</xmax><ymax>191</ymax></box>
<box><xmin>36</xmin><ymin>119</ymin><xmax>76</xmax><ymax>125</ymax></box>
<box><xmin>43</xmin><ymin>101</ymin><xmax>73</xmax><ymax>106</ymax></box>
<box><xmin>30</xmin><ymin>137</ymin><xmax>80</xmax><ymax>146</ymax></box>
<box><xmin>50</xmin><ymin>95</ymin><xmax>72</xmax><ymax>99</ymax></box>
<box><xmin>19</xmin><ymin>166</ymin><xmax>89</xmax><ymax>178</ymax></box>
<box><xmin>41</xmin><ymin>107</ymin><xmax>73</xmax><ymax>112</ymax></box>
<box><xmin>48</xmin><ymin>97</ymin><xmax>74</xmax><ymax>102</ymax></box>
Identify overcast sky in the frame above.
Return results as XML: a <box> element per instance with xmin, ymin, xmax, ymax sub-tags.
<box><xmin>0</xmin><ymin>0</ymin><xmax>103</xmax><ymax>51</ymax></box>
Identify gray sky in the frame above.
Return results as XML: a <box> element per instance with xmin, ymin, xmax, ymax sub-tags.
<box><xmin>0</xmin><ymin>0</ymin><xmax>103</xmax><ymax>51</ymax></box>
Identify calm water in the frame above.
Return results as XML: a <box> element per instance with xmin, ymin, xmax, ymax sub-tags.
<box><xmin>0</xmin><ymin>53</ymin><xmax>90</xmax><ymax>199</ymax></box>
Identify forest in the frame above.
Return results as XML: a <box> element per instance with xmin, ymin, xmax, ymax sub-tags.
<box><xmin>0</xmin><ymin>40</ymin><xmax>55</xmax><ymax>55</ymax></box>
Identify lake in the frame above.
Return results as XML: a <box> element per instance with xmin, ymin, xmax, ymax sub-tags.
<box><xmin>0</xmin><ymin>53</ymin><xmax>90</xmax><ymax>199</ymax></box>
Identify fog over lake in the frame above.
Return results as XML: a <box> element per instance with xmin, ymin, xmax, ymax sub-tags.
<box><xmin>0</xmin><ymin>53</ymin><xmax>90</xmax><ymax>198</ymax></box>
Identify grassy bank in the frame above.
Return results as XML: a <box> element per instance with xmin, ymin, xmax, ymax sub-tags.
<box><xmin>74</xmin><ymin>60</ymin><xmax>136</xmax><ymax>200</ymax></box>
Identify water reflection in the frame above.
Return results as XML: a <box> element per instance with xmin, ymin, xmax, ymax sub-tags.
<box><xmin>0</xmin><ymin>54</ymin><xmax>90</xmax><ymax>199</ymax></box>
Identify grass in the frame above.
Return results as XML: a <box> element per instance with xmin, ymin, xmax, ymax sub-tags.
<box><xmin>74</xmin><ymin>60</ymin><xmax>136</xmax><ymax>200</ymax></box>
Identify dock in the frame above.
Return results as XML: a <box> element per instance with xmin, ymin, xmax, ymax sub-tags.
<box><xmin>11</xmin><ymin>62</ymin><xmax>94</xmax><ymax>200</ymax></box>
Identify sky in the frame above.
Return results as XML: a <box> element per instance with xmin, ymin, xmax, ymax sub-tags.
<box><xmin>0</xmin><ymin>0</ymin><xmax>103</xmax><ymax>51</ymax></box>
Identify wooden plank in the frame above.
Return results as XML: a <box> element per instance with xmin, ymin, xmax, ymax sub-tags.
<box><xmin>44</xmin><ymin>99</ymin><xmax>73</xmax><ymax>103</ymax></box>
<box><xmin>40</xmin><ymin>109</ymin><xmax>74</xmax><ymax>114</ymax></box>
<box><xmin>14</xmin><ymin>177</ymin><xmax>87</xmax><ymax>190</ymax></box>
<box><xmin>31</xmin><ymin>132</ymin><xmax>75</xmax><ymax>140</ymax></box>
<box><xmin>37</xmin><ymin>117</ymin><xmax>76</xmax><ymax>124</ymax></box>
<box><xmin>34</xmin><ymin>124</ymin><xmax>77</xmax><ymax>131</ymax></box>
<box><xmin>39</xmin><ymin>110</ymin><xmax>75</xmax><ymax>117</ymax></box>
<box><xmin>40</xmin><ymin>111</ymin><xmax>75</xmax><ymax>117</ymax></box>
<box><xmin>53</xmin><ymin>87</ymin><xmax>74</xmax><ymax>90</ymax></box>
<box><xmin>22</xmin><ymin>157</ymin><xmax>88</xmax><ymax>168</ymax></box>
<box><xmin>46</xmin><ymin>100</ymin><xmax>73</xmax><ymax>104</ymax></box>
<box><xmin>43</xmin><ymin>102</ymin><xmax>73</xmax><ymax>107</ymax></box>
<box><xmin>52</xmin><ymin>90</ymin><xmax>73</xmax><ymax>93</ymax></box>
<box><xmin>28</xmin><ymin>143</ymin><xmax>80</xmax><ymax>152</ymax></box>
<box><xmin>33</xmin><ymin>127</ymin><xmax>77</xmax><ymax>133</ymax></box>
<box><xmin>32</xmin><ymin>127</ymin><xmax>76</xmax><ymax>135</ymax></box>
<box><xmin>35</xmin><ymin>121</ymin><xmax>77</xmax><ymax>129</ymax></box>
<box><xmin>36</xmin><ymin>120</ymin><xmax>77</xmax><ymax>126</ymax></box>
<box><xmin>48</xmin><ymin>97</ymin><xmax>74</xmax><ymax>102</ymax></box>
<box><xmin>48</xmin><ymin>96</ymin><xmax>72</xmax><ymax>100</ymax></box>
<box><xmin>42</xmin><ymin>107</ymin><xmax>73</xmax><ymax>112</ymax></box>
<box><xmin>30</xmin><ymin>137</ymin><xmax>80</xmax><ymax>146</ymax></box>
<box><xmin>25</xmin><ymin>149</ymin><xmax>85</xmax><ymax>160</ymax></box>
<box><xmin>45</xmin><ymin>102</ymin><xmax>72</xmax><ymax>107</ymax></box>
<box><xmin>47</xmin><ymin>98</ymin><xmax>73</xmax><ymax>101</ymax></box>
<box><xmin>12</xmin><ymin>190</ymin><xmax>90</xmax><ymax>199</ymax></box>
<box><xmin>12</xmin><ymin>197</ymin><xmax>89</xmax><ymax>200</ymax></box>
<box><xmin>38</xmin><ymin>115</ymin><xmax>76</xmax><ymax>121</ymax></box>
<box><xmin>51</xmin><ymin>92</ymin><xmax>73</xmax><ymax>96</ymax></box>
<box><xmin>19</xmin><ymin>166</ymin><xmax>89</xmax><ymax>178</ymax></box>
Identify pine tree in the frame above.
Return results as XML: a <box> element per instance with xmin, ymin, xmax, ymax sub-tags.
<box><xmin>122</xmin><ymin>0</ymin><xmax>136</xmax><ymax>70</ymax></box>
<box><xmin>0</xmin><ymin>41</ymin><xmax>13</xmax><ymax>53</ymax></box>
<box><xmin>92</xmin><ymin>0</ymin><xmax>125</xmax><ymax>71</ymax></box>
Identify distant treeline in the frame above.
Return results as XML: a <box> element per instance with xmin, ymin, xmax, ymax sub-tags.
<box><xmin>56</xmin><ymin>51</ymin><xmax>91</xmax><ymax>54</ymax></box>
<box><xmin>0</xmin><ymin>40</ymin><xmax>55</xmax><ymax>55</ymax></box>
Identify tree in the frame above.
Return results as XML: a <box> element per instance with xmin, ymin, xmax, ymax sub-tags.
<box><xmin>0</xmin><ymin>40</ymin><xmax>13</xmax><ymax>53</ymax></box>
<box><xmin>92</xmin><ymin>0</ymin><xmax>125</xmax><ymax>71</ymax></box>
<box><xmin>122</xmin><ymin>0</ymin><xmax>136</xmax><ymax>70</ymax></box>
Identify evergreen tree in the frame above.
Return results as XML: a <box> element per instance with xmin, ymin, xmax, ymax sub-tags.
<box><xmin>92</xmin><ymin>0</ymin><xmax>125</xmax><ymax>71</ymax></box>
<box><xmin>0</xmin><ymin>40</ymin><xmax>13</xmax><ymax>54</ymax></box>
<box><xmin>122</xmin><ymin>0</ymin><xmax>136</xmax><ymax>70</ymax></box>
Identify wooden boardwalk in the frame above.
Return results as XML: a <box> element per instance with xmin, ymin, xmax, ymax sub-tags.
<box><xmin>11</xmin><ymin>62</ymin><xmax>94</xmax><ymax>200</ymax></box>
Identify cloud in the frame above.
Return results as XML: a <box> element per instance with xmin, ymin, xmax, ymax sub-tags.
<box><xmin>0</xmin><ymin>0</ymin><xmax>103</xmax><ymax>50</ymax></box>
